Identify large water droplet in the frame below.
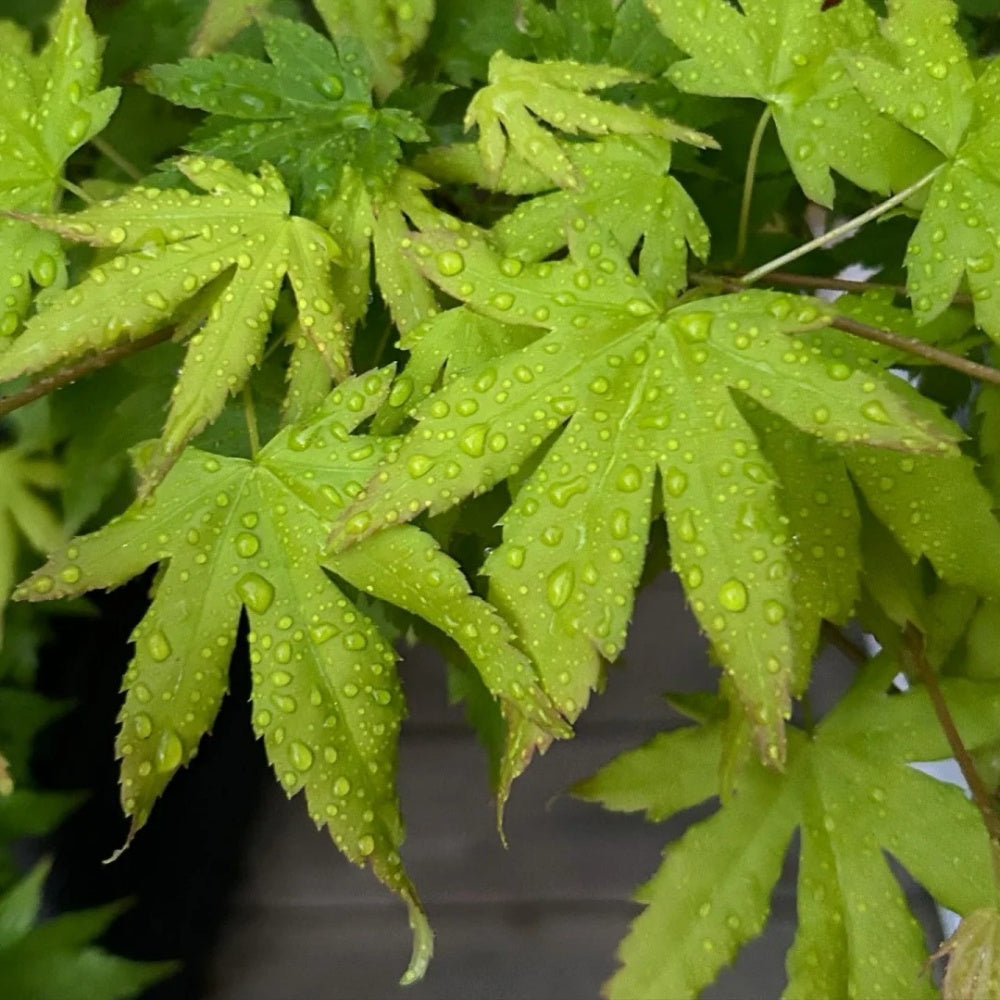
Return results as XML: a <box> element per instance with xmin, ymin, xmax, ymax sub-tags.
<box><xmin>718</xmin><ymin>578</ymin><xmax>748</xmax><ymax>612</ymax></box>
<box><xmin>290</xmin><ymin>741</ymin><xmax>314</xmax><ymax>772</ymax></box>
<box><xmin>235</xmin><ymin>532</ymin><xmax>260</xmax><ymax>557</ymax></box>
<box><xmin>237</xmin><ymin>572</ymin><xmax>275</xmax><ymax>613</ymax></box>
<box><xmin>155</xmin><ymin>730</ymin><xmax>184</xmax><ymax>773</ymax></box>
<box><xmin>546</xmin><ymin>564</ymin><xmax>575</xmax><ymax>609</ymax></box>
<box><xmin>133</xmin><ymin>713</ymin><xmax>154</xmax><ymax>740</ymax></box>
<box><xmin>436</xmin><ymin>250</ymin><xmax>465</xmax><ymax>276</ymax></box>
<box><xmin>147</xmin><ymin>629</ymin><xmax>172</xmax><ymax>662</ymax></box>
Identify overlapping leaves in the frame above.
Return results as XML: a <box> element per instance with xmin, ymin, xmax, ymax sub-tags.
<box><xmin>648</xmin><ymin>0</ymin><xmax>939</xmax><ymax>205</ymax></box>
<box><xmin>575</xmin><ymin>658</ymin><xmax>1000</xmax><ymax>999</ymax></box>
<box><xmin>15</xmin><ymin>368</ymin><xmax>563</xmax><ymax>984</ymax></box>
<box><xmin>142</xmin><ymin>17</ymin><xmax>426</xmax><ymax>213</ymax></box>
<box><xmin>0</xmin><ymin>157</ymin><xmax>346</xmax><ymax>486</ymax></box>
<box><xmin>329</xmin><ymin>215</ymin><xmax>961</xmax><ymax>762</ymax></box>
<box><xmin>0</xmin><ymin>0</ymin><xmax>120</xmax><ymax>337</ymax></box>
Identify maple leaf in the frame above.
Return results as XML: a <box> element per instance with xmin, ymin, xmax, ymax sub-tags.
<box><xmin>14</xmin><ymin>368</ymin><xmax>563</xmax><ymax>983</ymax></box>
<box><xmin>312</xmin><ymin>0</ymin><xmax>435</xmax><ymax>98</ymax></box>
<box><xmin>0</xmin><ymin>446</ymin><xmax>64</xmax><ymax>651</ymax></box>
<box><xmin>141</xmin><ymin>17</ymin><xmax>427</xmax><ymax>214</ymax></box>
<box><xmin>464</xmin><ymin>50</ymin><xmax>717</xmax><ymax>189</ymax></box>
<box><xmin>328</xmin><ymin>215</ymin><xmax>961</xmax><ymax>762</ymax></box>
<box><xmin>647</xmin><ymin>0</ymin><xmax>940</xmax><ymax>206</ymax></box>
<box><xmin>574</xmin><ymin>656</ymin><xmax>1000</xmax><ymax>1000</ymax></box>
<box><xmin>0</xmin><ymin>157</ymin><xmax>347</xmax><ymax>488</ymax></box>
<box><xmin>845</xmin><ymin>5</ymin><xmax>1000</xmax><ymax>339</ymax></box>
<box><xmin>0</xmin><ymin>0</ymin><xmax>120</xmax><ymax>337</ymax></box>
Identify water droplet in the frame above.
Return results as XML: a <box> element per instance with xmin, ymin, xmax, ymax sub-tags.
<box><xmin>506</xmin><ymin>545</ymin><xmax>526</xmax><ymax>568</ymax></box>
<box><xmin>358</xmin><ymin>834</ymin><xmax>375</xmax><ymax>856</ymax></box>
<box><xmin>616</xmin><ymin>465</ymin><xmax>642</xmax><ymax>493</ymax></box>
<box><xmin>235</xmin><ymin>531</ymin><xmax>260</xmax><ymax>557</ymax></box>
<box><xmin>827</xmin><ymin>362</ymin><xmax>851</xmax><ymax>381</ymax></box>
<box><xmin>333</xmin><ymin>776</ymin><xmax>351</xmax><ymax>796</ymax></box>
<box><xmin>861</xmin><ymin>400</ymin><xmax>892</xmax><ymax>424</ymax></box>
<box><xmin>31</xmin><ymin>575</ymin><xmax>54</xmax><ymax>595</ymax></box>
<box><xmin>155</xmin><ymin>729</ymin><xmax>184</xmax><ymax>773</ymax></box>
<box><xmin>407</xmin><ymin>454</ymin><xmax>433</xmax><ymax>478</ymax></box>
<box><xmin>147</xmin><ymin>629</ymin><xmax>172</xmax><ymax>662</ymax></box>
<box><xmin>675</xmin><ymin>311</ymin><xmax>712</xmax><ymax>342</ymax></box>
<box><xmin>319</xmin><ymin>74</ymin><xmax>344</xmax><ymax>99</ymax></box>
<box><xmin>459</xmin><ymin>423</ymin><xmax>488</xmax><ymax>457</ymax></box>
<box><xmin>546</xmin><ymin>564</ymin><xmax>575</xmax><ymax>609</ymax></box>
<box><xmin>718</xmin><ymin>579</ymin><xmax>748</xmax><ymax>612</ymax></box>
<box><xmin>436</xmin><ymin>250</ymin><xmax>465</xmax><ymax>276</ymax></box>
<box><xmin>133</xmin><ymin>713</ymin><xmax>154</xmax><ymax>740</ymax></box>
<box><xmin>664</xmin><ymin>467</ymin><xmax>688</xmax><ymax>497</ymax></box>
<box><xmin>763</xmin><ymin>599</ymin><xmax>786</xmax><ymax>624</ymax></box>
<box><xmin>290</xmin><ymin>741</ymin><xmax>314</xmax><ymax>772</ymax></box>
<box><xmin>237</xmin><ymin>572</ymin><xmax>274</xmax><ymax>613</ymax></box>
<box><xmin>272</xmin><ymin>669</ymin><xmax>293</xmax><ymax>687</ymax></box>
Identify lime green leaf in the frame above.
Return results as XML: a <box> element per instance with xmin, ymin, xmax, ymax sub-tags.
<box><xmin>15</xmin><ymin>369</ymin><xmax>560</xmax><ymax>983</ymax></box>
<box><xmin>649</xmin><ymin>0</ymin><xmax>939</xmax><ymax>205</ymax></box>
<box><xmin>142</xmin><ymin>18</ymin><xmax>426</xmax><ymax>213</ymax></box>
<box><xmin>492</xmin><ymin>135</ymin><xmax>709</xmax><ymax>303</ymax></box>
<box><xmin>936</xmin><ymin>907</ymin><xmax>1000</xmax><ymax>1000</ymax></box>
<box><xmin>0</xmin><ymin>157</ymin><xmax>347</xmax><ymax>487</ymax></box>
<box><xmin>575</xmin><ymin>658</ymin><xmax>1000</xmax><ymax>999</ymax></box>
<box><xmin>0</xmin><ymin>0</ymin><xmax>120</xmax><ymax>336</ymax></box>
<box><xmin>464</xmin><ymin>50</ymin><xmax>716</xmax><ymax>189</ymax></box>
<box><xmin>330</xmin><ymin>216</ymin><xmax>961</xmax><ymax>759</ymax></box>
<box><xmin>899</xmin><ymin>64</ymin><xmax>1000</xmax><ymax>338</ymax></box>
<box><xmin>312</xmin><ymin>0</ymin><xmax>435</xmax><ymax>98</ymax></box>
<box><xmin>0</xmin><ymin>446</ymin><xmax>64</xmax><ymax>650</ymax></box>
<box><xmin>0</xmin><ymin>862</ymin><xmax>173</xmax><ymax>1000</ymax></box>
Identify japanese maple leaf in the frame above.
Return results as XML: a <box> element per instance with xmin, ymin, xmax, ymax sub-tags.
<box><xmin>0</xmin><ymin>157</ymin><xmax>347</xmax><ymax>488</ymax></box>
<box><xmin>647</xmin><ymin>0</ymin><xmax>940</xmax><ymax>206</ymax></box>
<box><xmin>328</xmin><ymin>214</ymin><xmax>960</xmax><ymax>763</ymax></box>
<box><xmin>846</xmin><ymin>3</ymin><xmax>1000</xmax><ymax>340</ymax></box>
<box><xmin>15</xmin><ymin>368</ymin><xmax>563</xmax><ymax>985</ymax></box>
<box><xmin>574</xmin><ymin>657</ymin><xmax>1000</xmax><ymax>999</ymax></box>
<box><xmin>141</xmin><ymin>17</ymin><xmax>427</xmax><ymax>214</ymax></box>
<box><xmin>0</xmin><ymin>0</ymin><xmax>119</xmax><ymax>336</ymax></box>
<box><xmin>464</xmin><ymin>50</ymin><xmax>716</xmax><ymax>189</ymax></box>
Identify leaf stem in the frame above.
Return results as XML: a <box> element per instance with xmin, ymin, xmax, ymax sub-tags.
<box><xmin>736</xmin><ymin>107</ymin><xmax>772</xmax><ymax>263</ymax></box>
<box><xmin>90</xmin><ymin>135</ymin><xmax>143</xmax><ymax>181</ymax></box>
<box><xmin>0</xmin><ymin>328</ymin><xmax>174</xmax><ymax>420</ymax></box>
<box><xmin>740</xmin><ymin>165</ymin><xmax>943</xmax><ymax>285</ymax></box>
<box><xmin>693</xmin><ymin>272</ymin><xmax>1000</xmax><ymax>387</ymax></box>
<box><xmin>831</xmin><ymin>313</ymin><xmax>1000</xmax><ymax>386</ymax></box>
<box><xmin>242</xmin><ymin>385</ymin><xmax>261</xmax><ymax>459</ymax></box>
<box><xmin>57</xmin><ymin>177</ymin><xmax>94</xmax><ymax>205</ymax></box>
<box><xmin>902</xmin><ymin>623</ymin><xmax>1000</xmax><ymax>890</ymax></box>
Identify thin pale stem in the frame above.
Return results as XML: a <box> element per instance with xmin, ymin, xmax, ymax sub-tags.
<box><xmin>90</xmin><ymin>135</ymin><xmax>143</xmax><ymax>181</ymax></box>
<box><xmin>242</xmin><ymin>385</ymin><xmax>261</xmax><ymax>459</ymax></box>
<box><xmin>736</xmin><ymin>107</ymin><xmax>772</xmax><ymax>264</ymax></box>
<box><xmin>902</xmin><ymin>624</ymin><xmax>1000</xmax><ymax>891</ymax></box>
<box><xmin>58</xmin><ymin>177</ymin><xmax>94</xmax><ymax>205</ymax></box>
<box><xmin>741</xmin><ymin>165</ymin><xmax>943</xmax><ymax>285</ymax></box>
<box><xmin>0</xmin><ymin>328</ymin><xmax>174</xmax><ymax>419</ymax></box>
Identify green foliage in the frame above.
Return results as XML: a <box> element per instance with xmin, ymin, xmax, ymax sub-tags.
<box><xmin>4</xmin><ymin>0</ymin><xmax>1000</xmax><ymax>993</ymax></box>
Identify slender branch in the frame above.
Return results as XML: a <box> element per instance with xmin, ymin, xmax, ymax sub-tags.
<box><xmin>58</xmin><ymin>177</ymin><xmax>94</xmax><ymax>205</ymax></box>
<box><xmin>902</xmin><ymin>624</ymin><xmax>1000</xmax><ymax>887</ymax></box>
<box><xmin>90</xmin><ymin>135</ymin><xmax>143</xmax><ymax>182</ymax></box>
<box><xmin>831</xmin><ymin>313</ymin><xmax>1000</xmax><ymax>385</ymax></box>
<box><xmin>736</xmin><ymin>107</ymin><xmax>772</xmax><ymax>264</ymax></box>
<box><xmin>0</xmin><ymin>328</ymin><xmax>174</xmax><ymax>419</ymax></box>
<box><xmin>741</xmin><ymin>165</ymin><xmax>943</xmax><ymax>285</ymax></box>
<box><xmin>242</xmin><ymin>385</ymin><xmax>261</xmax><ymax>459</ymax></box>
<box><xmin>694</xmin><ymin>272</ymin><xmax>1000</xmax><ymax>386</ymax></box>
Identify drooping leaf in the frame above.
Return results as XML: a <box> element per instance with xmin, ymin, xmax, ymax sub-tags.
<box><xmin>0</xmin><ymin>157</ymin><xmax>347</xmax><ymax>488</ymax></box>
<box><xmin>464</xmin><ymin>50</ymin><xmax>716</xmax><ymax>189</ymax></box>
<box><xmin>648</xmin><ymin>0</ymin><xmax>940</xmax><ymax>205</ymax></box>
<box><xmin>141</xmin><ymin>18</ymin><xmax>427</xmax><ymax>213</ymax></box>
<box><xmin>15</xmin><ymin>368</ymin><xmax>563</xmax><ymax>983</ymax></box>
<box><xmin>312</xmin><ymin>0</ymin><xmax>436</xmax><ymax>98</ymax></box>
<box><xmin>574</xmin><ymin>656</ymin><xmax>1000</xmax><ymax>1000</ymax></box>
<box><xmin>190</xmin><ymin>0</ymin><xmax>276</xmax><ymax>56</ymax></box>
<box><xmin>328</xmin><ymin>215</ymin><xmax>961</xmax><ymax>761</ymax></box>
<box><xmin>0</xmin><ymin>0</ymin><xmax>120</xmax><ymax>337</ymax></box>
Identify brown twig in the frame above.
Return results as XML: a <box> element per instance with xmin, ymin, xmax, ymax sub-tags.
<box><xmin>821</xmin><ymin>621</ymin><xmax>867</xmax><ymax>665</ymax></box>
<box><xmin>0</xmin><ymin>328</ymin><xmax>174</xmax><ymax>419</ymax></box>
<box><xmin>692</xmin><ymin>272</ymin><xmax>1000</xmax><ymax>388</ymax></box>
<box><xmin>831</xmin><ymin>314</ymin><xmax>1000</xmax><ymax>386</ymax></box>
<box><xmin>902</xmin><ymin>623</ymin><xmax>1000</xmax><ymax>883</ymax></box>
